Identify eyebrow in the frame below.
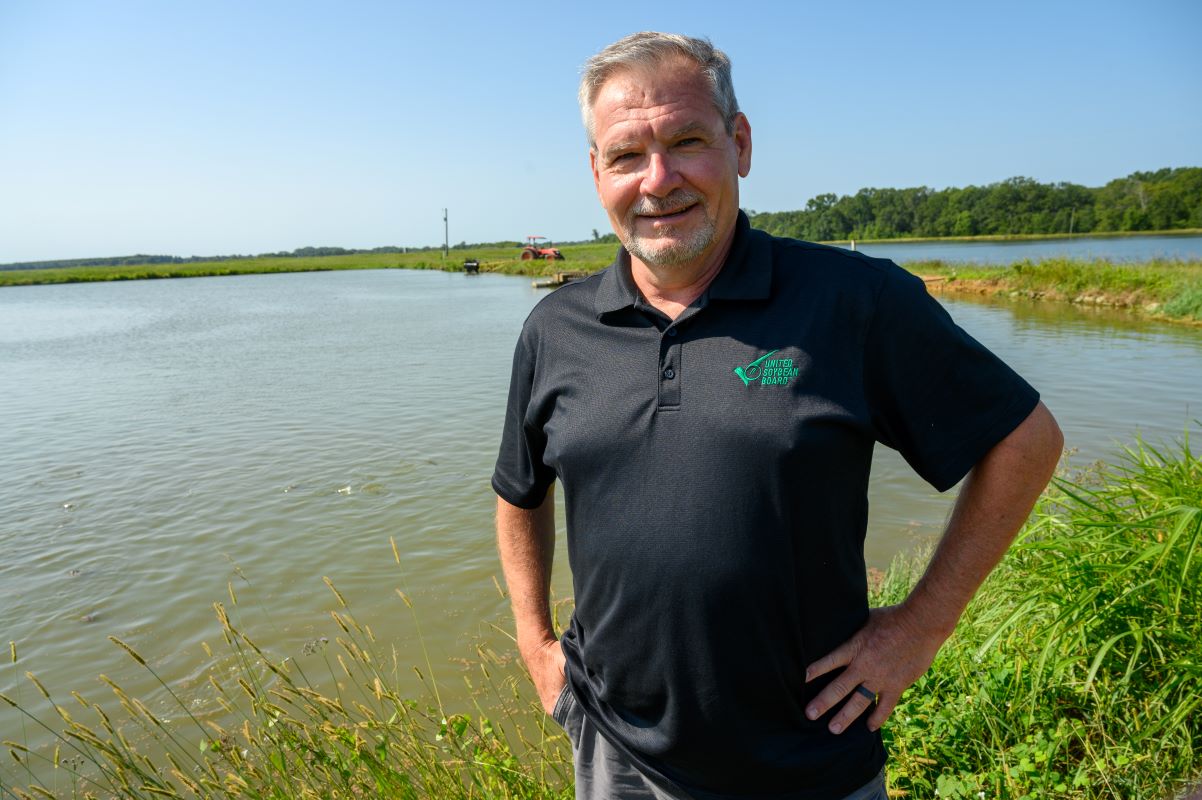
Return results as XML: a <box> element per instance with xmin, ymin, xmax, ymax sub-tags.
<box><xmin>666</xmin><ymin>122</ymin><xmax>707</xmax><ymax>140</ymax></box>
<box><xmin>602</xmin><ymin>141</ymin><xmax>639</xmax><ymax>160</ymax></box>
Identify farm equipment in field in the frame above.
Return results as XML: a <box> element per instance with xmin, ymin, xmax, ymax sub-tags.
<box><xmin>520</xmin><ymin>235</ymin><xmax>565</xmax><ymax>261</ymax></box>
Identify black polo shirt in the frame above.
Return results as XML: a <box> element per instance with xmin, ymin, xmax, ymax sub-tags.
<box><xmin>492</xmin><ymin>213</ymin><xmax>1039</xmax><ymax>798</ymax></box>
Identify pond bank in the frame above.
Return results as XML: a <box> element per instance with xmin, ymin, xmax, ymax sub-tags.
<box><xmin>914</xmin><ymin>257</ymin><xmax>1202</xmax><ymax>325</ymax></box>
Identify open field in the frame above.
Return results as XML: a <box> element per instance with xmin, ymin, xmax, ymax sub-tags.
<box><xmin>3</xmin><ymin>436</ymin><xmax>1199</xmax><ymax>799</ymax></box>
<box><xmin>2</xmin><ymin>243</ymin><xmax>1200</xmax><ymax>324</ymax></box>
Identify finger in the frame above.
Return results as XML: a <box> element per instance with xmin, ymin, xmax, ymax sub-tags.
<box><xmin>805</xmin><ymin>641</ymin><xmax>855</xmax><ymax>683</ymax></box>
<box><xmin>805</xmin><ymin>671</ymin><xmax>860</xmax><ymax>721</ymax></box>
<box><xmin>828</xmin><ymin>689</ymin><xmax>875</xmax><ymax>735</ymax></box>
<box><xmin>866</xmin><ymin>693</ymin><xmax>897</xmax><ymax>732</ymax></box>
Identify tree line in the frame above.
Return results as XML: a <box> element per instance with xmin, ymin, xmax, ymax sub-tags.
<box><xmin>746</xmin><ymin>167</ymin><xmax>1202</xmax><ymax>241</ymax></box>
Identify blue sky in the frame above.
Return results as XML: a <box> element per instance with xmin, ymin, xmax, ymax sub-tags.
<box><xmin>1</xmin><ymin>0</ymin><xmax>1199</xmax><ymax>263</ymax></box>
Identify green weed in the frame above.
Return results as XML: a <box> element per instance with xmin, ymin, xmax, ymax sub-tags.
<box><xmin>883</xmin><ymin>436</ymin><xmax>1202</xmax><ymax>798</ymax></box>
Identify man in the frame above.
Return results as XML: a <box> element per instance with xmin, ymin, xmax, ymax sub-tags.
<box><xmin>493</xmin><ymin>32</ymin><xmax>1062</xmax><ymax>800</ymax></box>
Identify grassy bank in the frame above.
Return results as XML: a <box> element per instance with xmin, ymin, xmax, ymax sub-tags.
<box><xmin>3</xmin><ymin>242</ymin><xmax>1199</xmax><ymax>325</ymax></box>
<box><xmin>879</xmin><ymin>437</ymin><xmax>1202</xmax><ymax>798</ymax></box>
<box><xmin>915</xmin><ymin>258</ymin><xmax>1202</xmax><ymax>323</ymax></box>
<box><xmin>3</xmin><ymin>437</ymin><xmax>1200</xmax><ymax>799</ymax></box>
<box><xmin>0</xmin><ymin>244</ymin><xmax>617</xmax><ymax>288</ymax></box>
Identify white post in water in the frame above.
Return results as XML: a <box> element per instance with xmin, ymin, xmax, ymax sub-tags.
<box><xmin>850</xmin><ymin>239</ymin><xmax>856</xmax><ymax>251</ymax></box>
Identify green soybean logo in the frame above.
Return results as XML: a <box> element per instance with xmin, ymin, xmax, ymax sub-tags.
<box><xmin>733</xmin><ymin>349</ymin><xmax>800</xmax><ymax>387</ymax></box>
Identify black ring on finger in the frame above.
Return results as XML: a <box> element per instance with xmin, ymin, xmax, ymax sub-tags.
<box><xmin>854</xmin><ymin>684</ymin><xmax>876</xmax><ymax>702</ymax></box>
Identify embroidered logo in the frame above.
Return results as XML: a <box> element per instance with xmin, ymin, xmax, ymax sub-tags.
<box><xmin>733</xmin><ymin>350</ymin><xmax>800</xmax><ymax>387</ymax></box>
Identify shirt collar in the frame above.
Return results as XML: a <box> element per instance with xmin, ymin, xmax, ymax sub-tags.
<box><xmin>593</xmin><ymin>211</ymin><xmax>771</xmax><ymax>319</ymax></box>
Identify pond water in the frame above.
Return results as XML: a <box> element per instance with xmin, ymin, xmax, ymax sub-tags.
<box><xmin>850</xmin><ymin>233</ymin><xmax>1202</xmax><ymax>264</ymax></box>
<box><xmin>1</xmin><ymin>268</ymin><xmax>1199</xmax><ymax>777</ymax></box>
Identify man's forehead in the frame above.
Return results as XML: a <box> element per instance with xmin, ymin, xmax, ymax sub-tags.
<box><xmin>591</xmin><ymin>60</ymin><xmax>720</xmax><ymax>143</ymax></box>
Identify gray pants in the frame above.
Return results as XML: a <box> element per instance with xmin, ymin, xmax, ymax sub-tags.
<box><xmin>552</xmin><ymin>687</ymin><xmax>888</xmax><ymax>800</ymax></box>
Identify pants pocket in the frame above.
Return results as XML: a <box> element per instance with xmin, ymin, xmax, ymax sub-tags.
<box><xmin>550</xmin><ymin>683</ymin><xmax>572</xmax><ymax>727</ymax></box>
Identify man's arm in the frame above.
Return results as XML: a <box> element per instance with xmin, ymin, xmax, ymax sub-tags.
<box><xmin>805</xmin><ymin>401</ymin><xmax>1063</xmax><ymax>734</ymax></box>
<box><xmin>496</xmin><ymin>486</ymin><xmax>567</xmax><ymax>714</ymax></box>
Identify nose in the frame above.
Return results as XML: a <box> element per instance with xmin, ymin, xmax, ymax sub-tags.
<box><xmin>640</xmin><ymin>151</ymin><xmax>681</xmax><ymax>198</ymax></box>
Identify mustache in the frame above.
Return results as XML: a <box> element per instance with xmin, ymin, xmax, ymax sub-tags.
<box><xmin>630</xmin><ymin>191</ymin><xmax>704</xmax><ymax>217</ymax></box>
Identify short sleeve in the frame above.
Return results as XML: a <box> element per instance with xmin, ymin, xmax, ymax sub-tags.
<box><xmin>863</xmin><ymin>267</ymin><xmax>1039</xmax><ymax>492</ymax></box>
<box><xmin>491</xmin><ymin>328</ymin><xmax>557</xmax><ymax>508</ymax></box>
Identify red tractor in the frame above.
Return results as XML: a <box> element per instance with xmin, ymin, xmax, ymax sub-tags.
<box><xmin>520</xmin><ymin>235</ymin><xmax>565</xmax><ymax>261</ymax></box>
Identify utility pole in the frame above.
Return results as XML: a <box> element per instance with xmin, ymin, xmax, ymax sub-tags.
<box><xmin>443</xmin><ymin>208</ymin><xmax>449</xmax><ymax>258</ymax></box>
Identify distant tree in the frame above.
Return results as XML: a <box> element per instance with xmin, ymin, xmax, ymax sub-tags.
<box><xmin>745</xmin><ymin>168</ymin><xmax>1200</xmax><ymax>241</ymax></box>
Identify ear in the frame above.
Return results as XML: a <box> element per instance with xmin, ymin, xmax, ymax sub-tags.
<box><xmin>590</xmin><ymin>147</ymin><xmax>602</xmax><ymax>200</ymax></box>
<box><xmin>733</xmin><ymin>113</ymin><xmax>752</xmax><ymax>178</ymax></box>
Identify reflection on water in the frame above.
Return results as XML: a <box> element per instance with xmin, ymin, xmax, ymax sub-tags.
<box><xmin>1</xmin><ymin>269</ymin><xmax>1199</xmax><ymax>775</ymax></box>
<box><xmin>862</xmin><ymin>293</ymin><xmax>1201</xmax><ymax>566</ymax></box>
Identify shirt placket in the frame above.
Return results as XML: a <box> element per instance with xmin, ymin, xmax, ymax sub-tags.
<box><xmin>633</xmin><ymin>296</ymin><xmax>704</xmax><ymax>413</ymax></box>
<box><xmin>658</xmin><ymin>324</ymin><xmax>681</xmax><ymax>409</ymax></box>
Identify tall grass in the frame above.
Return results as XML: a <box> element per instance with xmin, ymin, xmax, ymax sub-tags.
<box><xmin>1</xmin><ymin>539</ymin><xmax>573</xmax><ymax>799</ymax></box>
<box><xmin>3</xmin><ymin>440</ymin><xmax>1201</xmax><ymax>798</ymax></box>
<box><xmin>881</xmin><ymin>437</ymin><xmax>1202</xmax><ymax>798</ymax></box>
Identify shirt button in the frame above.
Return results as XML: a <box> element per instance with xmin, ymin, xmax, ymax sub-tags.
<box><xmin>663</xmin><ymin>368</ymin><xmax>676</xmax><ymax>380</ymax></box>
<box><xmin>666</xmin><ymin>328</ymin><xmax>678</xmax><ymax>337</ymax></box>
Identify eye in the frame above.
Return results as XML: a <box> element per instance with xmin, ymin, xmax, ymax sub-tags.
<box><xmin>674</xmin><ymin>137</ymin><xmax>703</xmax><ymax>147</ymax></box>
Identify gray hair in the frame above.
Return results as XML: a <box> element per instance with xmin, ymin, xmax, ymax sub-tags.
<box><xmin>578</xmin><ymin>32</ymin><xmax>739</xmax><ymax>149</ymax></box>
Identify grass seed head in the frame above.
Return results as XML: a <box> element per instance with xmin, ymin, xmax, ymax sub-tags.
<box><xmin>323</xmin><ymin>576</ymin><xmax>348</xmax><ymax>608</ymax></box>
<box><xmin>108</xmin><ymin>636</ymin><xmax>148</xmax><ymax>667</ymax></box>
<box><xmin>25</xmin><ymin>672</ymin><xmax>50</xmax><ymax>700</ymax></box>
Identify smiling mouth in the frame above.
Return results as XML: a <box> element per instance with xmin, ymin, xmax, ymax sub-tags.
<box><xmin>638</xmin><ymin>203</ymin><xmax>698</xmax><ymax>221</ymax></box>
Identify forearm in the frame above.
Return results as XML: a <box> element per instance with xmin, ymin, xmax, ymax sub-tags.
<box><xmin>495</xmin><ymin>487</ymin><xmax>558</xmax><ymax>652</ymax></box>
<box><xmin>806</xmin><ymin>402</ymin><xmax>1063</xmax><ymax>732</ymax></box>
<box><xmin>901</xmin><ymin>401</ymin><xmax>1064</xmax><ymax>636</ymax></box>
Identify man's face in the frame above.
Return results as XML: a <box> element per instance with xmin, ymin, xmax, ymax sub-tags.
<box><xmin>589</xmin><ymin>58</ymin><xmax>751</xmax><ymax>271</ymax></box>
